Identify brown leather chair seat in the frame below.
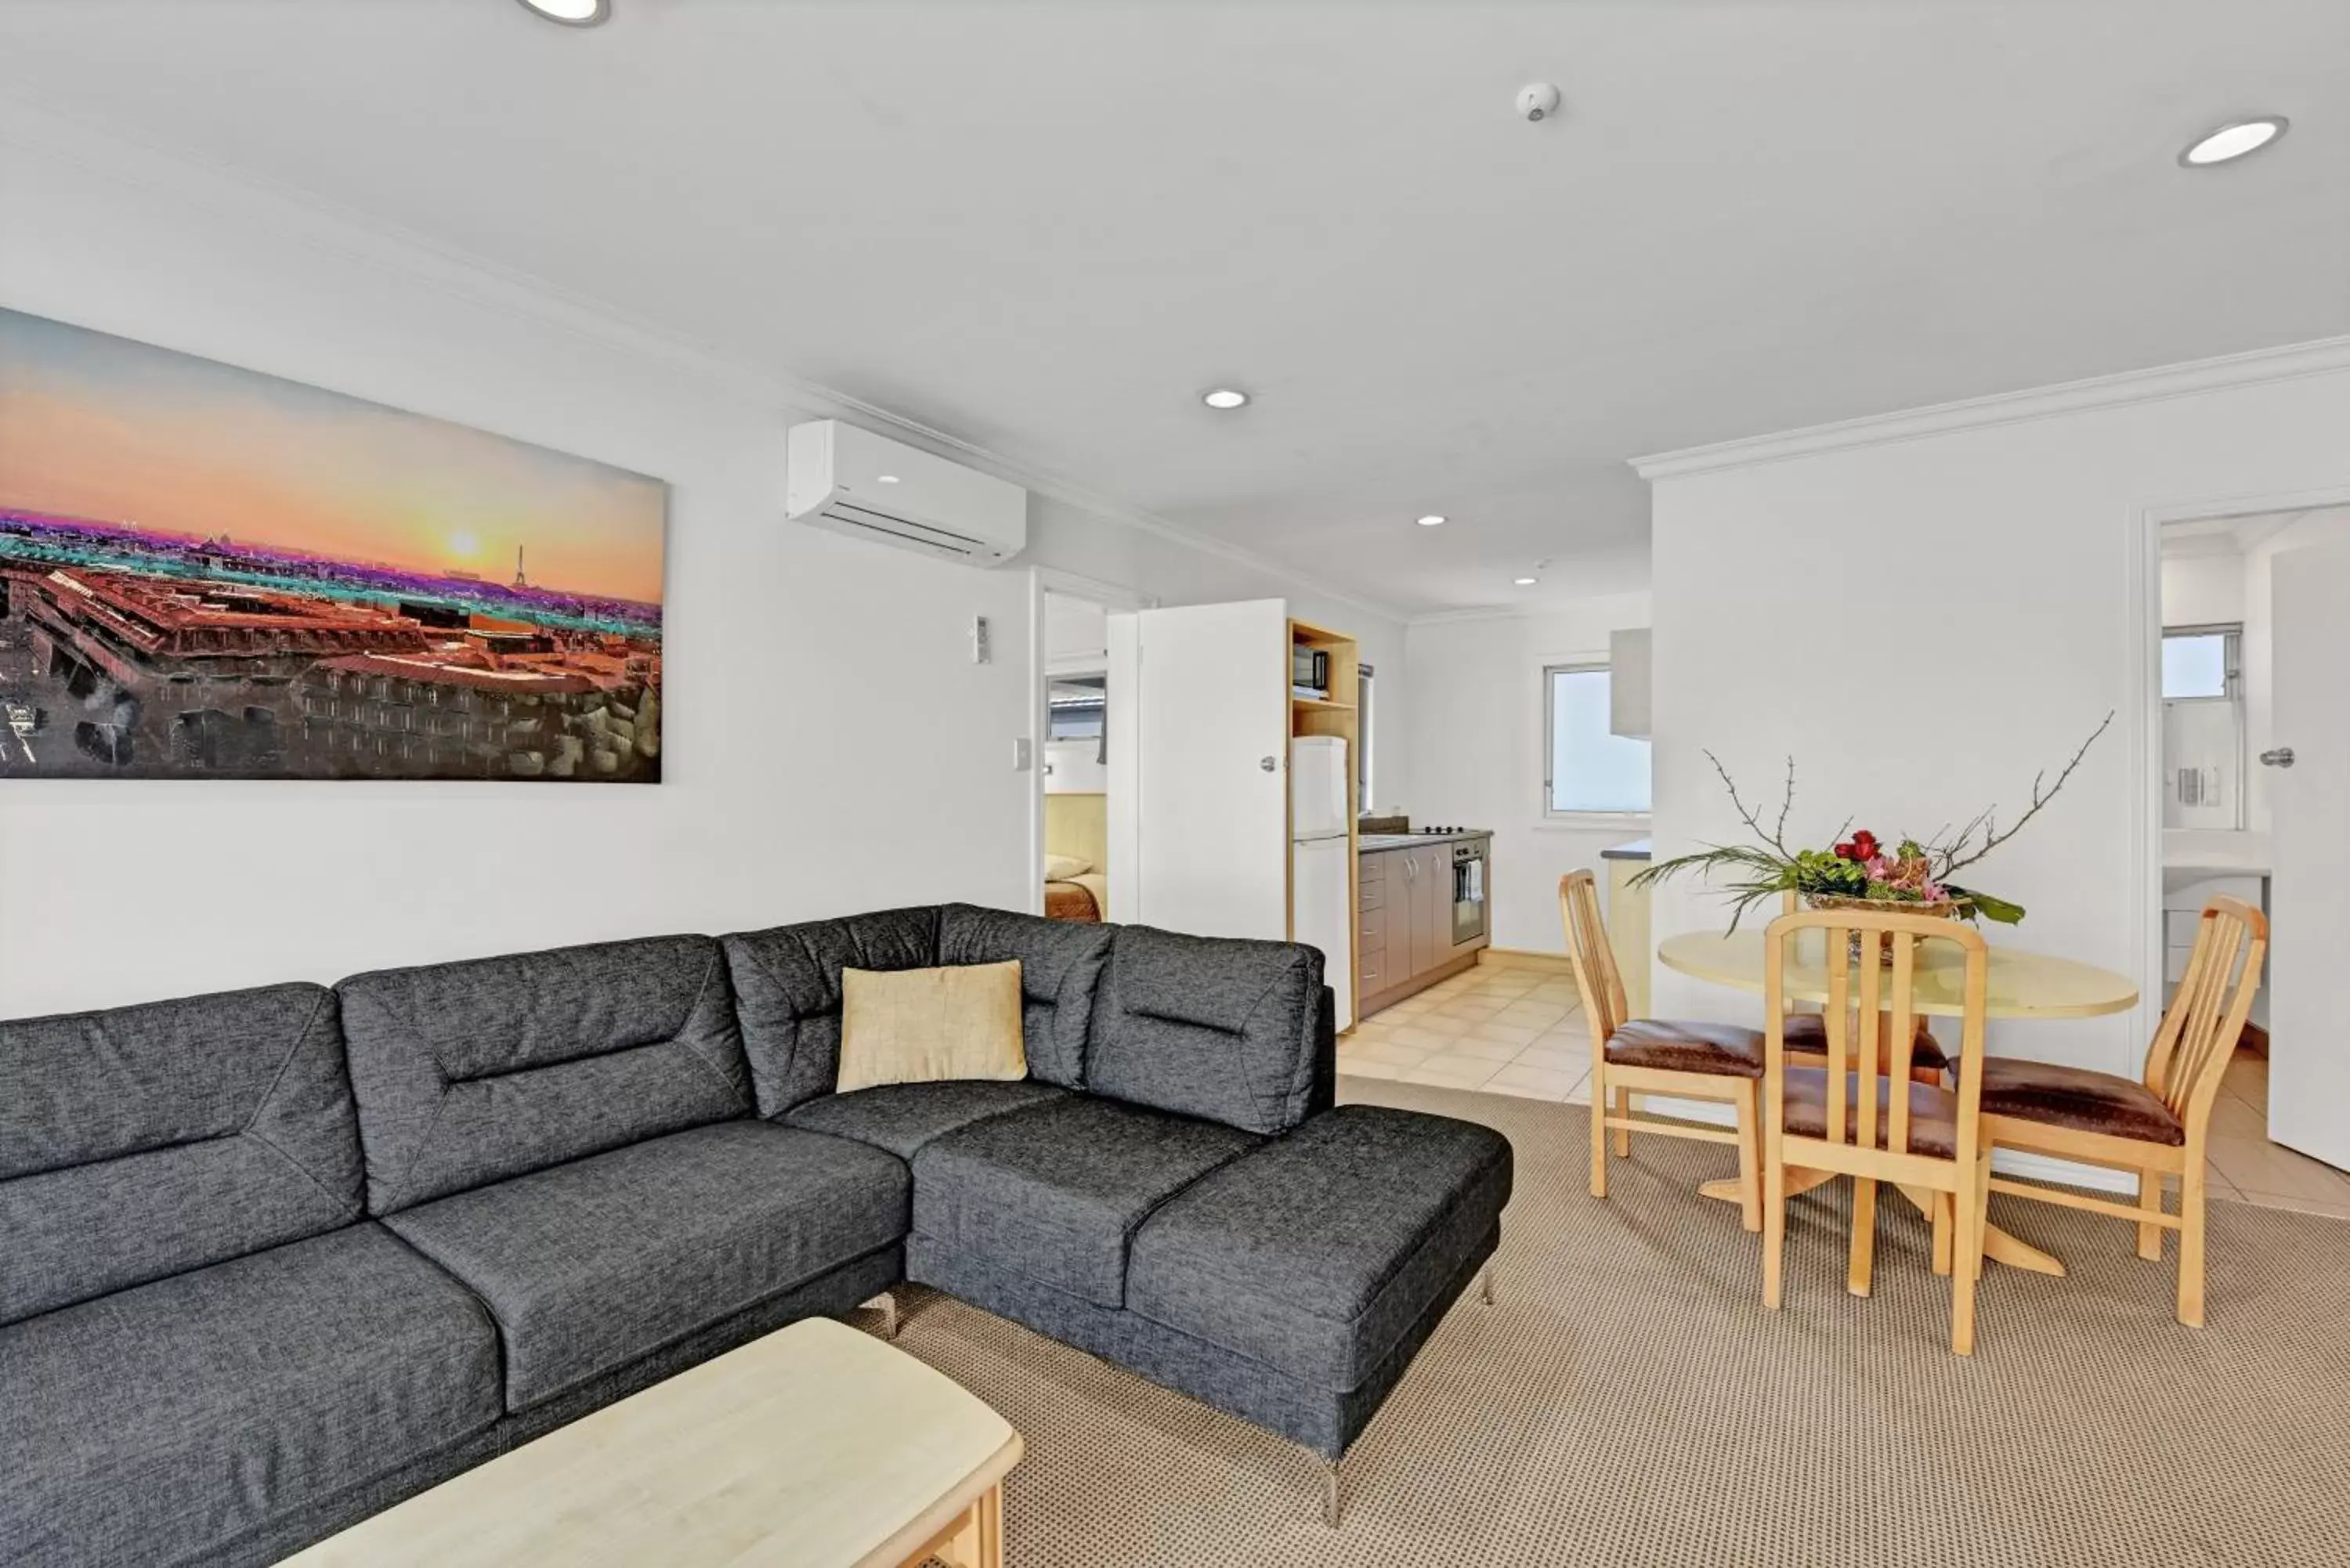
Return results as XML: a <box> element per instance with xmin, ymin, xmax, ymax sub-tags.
<box><xmin>1781</xmin><ymin>1012</ymin><xmax>1951</xmax><ymax>1073</ymax></box>
<box><xmin>1603</xmin><ymin>1018</ymin><xmax>1766</xmax><ymax>1079</ymax></box>
<box><xmin>1782</xmin><ymin>1067</ymin><xmax>1960</xmax><ymax>1158</ymax></box>
<box><xmin>1979</xmin><ymin>1057</ymin><xmax>2186</xmax><ymax>1146</ymax></box>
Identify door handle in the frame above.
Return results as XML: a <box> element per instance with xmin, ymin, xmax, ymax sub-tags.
<box><xmin>2260</xmin><ymin>746</ymin><xmax>2297</xmax><ymax>768</ymax></box>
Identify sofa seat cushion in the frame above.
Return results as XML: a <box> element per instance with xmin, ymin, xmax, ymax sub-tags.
<box><xmin>383</xmin><ymin>1121</ymin><xmax>908</xmax><ymax>1411</ymax></box>
<box><xmin>0</xmin><ymin>1223</ymin><xmax>500</xmax><ymax>1568</ymax></box>
<box><xmin>1980</xmin><ymin>1057</ymin><xmax>2186</xmax><ymax>1146</ymax></box>
<box><xmin>784</xmin><ymin>1079</ymin><xmax>1068</xmax><ymax>1160</ymax></box>
<box><xmin>911</xmin><ymin>1097</ymin><xmax>1260</xmax><ymax>1307</ymax></box>
<box><xmin>1783</xmin><ymin>1068</ymin><xmax>1961</xmax><ymax>1158</ymax></box>
<box><xmin>1604</xmin><ymin>1017</ymin><xmax>1767</xmax><ymax>1078</ymax></box>
<box><xmin>1125</xmin><ymin>1106</ymin><xmax>1513</xmax><ymax>1390</ymax></box>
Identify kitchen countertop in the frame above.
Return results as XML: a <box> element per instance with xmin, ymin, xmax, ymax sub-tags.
<box><xmin>1599</xmin><ymin>838</ymin><xmax>1652</xmax><ymax>861</ymax></box>
<box><xmin>1358</xmin><ymin>831</ymin><xmax>1492</xmax><ymax>850</ymax></box>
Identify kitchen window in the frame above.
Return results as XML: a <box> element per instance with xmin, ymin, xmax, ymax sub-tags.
<box><xmin>1544</xmin><ymin>661</ymin><xmax>1651</xmax><ymax>819</ymax></box>
<box><xmin>1357</xmin><ymin>662</ymin><xmax>1375</xmax><ymax>811</ymax></box>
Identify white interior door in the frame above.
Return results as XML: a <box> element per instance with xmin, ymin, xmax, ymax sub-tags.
<box><xmin>2265</xmin><ymin>542</ymin><xmax>2350</xmax><ymax>1171</ymax></box>
<box><xmin>1127</xmin><ymin>599</ymin><xmax>1289</xmax><ymax>939</ymax></box>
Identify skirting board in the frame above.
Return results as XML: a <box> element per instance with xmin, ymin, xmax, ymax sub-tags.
<box><xmin>1482</xmin><ymin>947</ymin><xmax>1574</xmax><ymax>970</ymax></box>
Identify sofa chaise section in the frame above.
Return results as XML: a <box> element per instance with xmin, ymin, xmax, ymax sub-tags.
<box><xmin>1126</xmin><ymin>1105</ymin><xmax>1513</xmax><ymax>1449</ymax></box>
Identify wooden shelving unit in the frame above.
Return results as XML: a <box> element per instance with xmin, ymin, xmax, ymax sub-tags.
<box><xmin>1288</xmin><ymin>617</ymin><xmax>1361</xmax><ymax>1031</ymax></box>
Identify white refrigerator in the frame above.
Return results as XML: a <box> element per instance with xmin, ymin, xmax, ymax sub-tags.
<box><xmin>1291</xmin><ymin>736</ymin><xmax>1354</xmax><ymax>1031</ymax></box>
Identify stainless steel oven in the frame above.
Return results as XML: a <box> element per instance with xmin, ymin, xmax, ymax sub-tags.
<box><xmin>1452</xmin><ymin>840</ymin><xmax>1487</xmax><ymax>946</ymax></box>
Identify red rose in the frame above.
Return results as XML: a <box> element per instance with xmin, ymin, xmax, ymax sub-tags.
<box><xmin>1837</xmin><ymin>829</ymin><xmax>1881</xmax><ymax>862</ymax></box>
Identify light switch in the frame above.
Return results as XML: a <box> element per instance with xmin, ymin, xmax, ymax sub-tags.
<box><xmin>971</xmin><ymin>616</ymin><xmax>992</xmax><ymax>664</ymax></box>
<box><xmin>1012</xmin><ymin>737</ymin><xmax>1032</xmax><ymax>771</ymax></box>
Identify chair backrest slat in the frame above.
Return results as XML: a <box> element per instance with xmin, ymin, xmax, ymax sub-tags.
<box><xmin>2146</xmin><ymin>896</ymin><xmax>2266</xmax><ymax>1126</ymax></box>
<box><xmin>1559</xmin><ymin>871</ymin><xmax>1628</xmax><ymax>1045</ymax></box>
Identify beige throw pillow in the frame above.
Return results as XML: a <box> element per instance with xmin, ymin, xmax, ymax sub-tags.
<box><xmin>837</xmin><ymin>961</ymin><xmax>1026</xmax><ymax>1093</ymax></box>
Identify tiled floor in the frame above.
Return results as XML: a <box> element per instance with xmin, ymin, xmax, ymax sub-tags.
<box><xmin>2203</xmin><ymin>1052</ymin><xmax>2350</xmax><ymax>1217</ymax></box>
<box><xmin>1340</xmin><ymin>956</ymin><xmax>1598</xmax><ymax>1106</ymax></box>
<box><xmin>1340</xmin><ymin>959</ymin><xmax>2350</xmax><ymax>1217</ymax></box>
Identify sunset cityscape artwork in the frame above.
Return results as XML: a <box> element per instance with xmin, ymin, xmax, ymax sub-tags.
<box><xmin>0</xmin><ymin>307</ymin><xmax>666</xmax><ymax>782</ymax></box>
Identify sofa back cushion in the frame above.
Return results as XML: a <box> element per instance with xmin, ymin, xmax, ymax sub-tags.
<box><xmin>721</xmin><ymin>907</ymin><xmax>943</xmax><ymax>1115</ymax></box>
<box><xmin>937</xmin><ymin>903</ymin><xmax>1114</xmax><ymax>1089</ymax></box>
<box><xmin>1086</xmin><ymin>925</ymin><xmax>1332</xmax><ymax>1136</ymax></box>
<box><xmin>0</xmin><ymin>982</ymin><xmax>361</xmax><ymax>1324</ymax></box>
<box><xmin>338</xmin><ymin>935</ymin><xmax>748</xmax><ymax>1213</ymax></box>
<box><xmin>724</xmin><ymin>905</ymin><xmax>1119</xmax><ymax>1116</ymax></box>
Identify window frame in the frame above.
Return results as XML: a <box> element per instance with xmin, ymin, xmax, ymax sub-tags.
<box><xmin>1357</xmin><ymin>661</ymin><xmax>1375</xmax><ymax>814</ymax></box>
<box><xmin>2160</xmin><ymin>622</ymin><xmax>2246</xmax><ymax>830</ymax></box>
<box><xmin>1540</xmin><ymin>657</ymin><xmax>1654</xmax><ymax>828</ymax></box>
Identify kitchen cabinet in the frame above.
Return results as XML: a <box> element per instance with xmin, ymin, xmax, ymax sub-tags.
<box><xmin>1358</xmin><ymin>836</ymin><xmax>1490</xmax><ymax>1016</ymax></box>
<box><xmin>1405</xmin><ymin>844</ymin><xmax>1444</xmax><ymax>978</ymax></box>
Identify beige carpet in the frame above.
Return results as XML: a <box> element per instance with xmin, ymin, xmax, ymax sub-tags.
<box><xmin>887</xmin><ymin>1077</ymin><xmax>2350</xmax><ymax>1568</ymax></box>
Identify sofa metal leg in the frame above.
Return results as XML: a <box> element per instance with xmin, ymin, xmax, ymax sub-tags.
<box><xmin>1478</xmin><ymin>1264</ymin><xmax>1495</xmax><ymax>1306</ymax></box>
<box><xmin>861</xmin><ymin>1291</ymin><xmax>899</xmax><ymax>1342</ymax></box>
<box><xmin>1321</xmin><ymin>1454</ymin><xmax>1343</xmax><ymax>1529</ymax></box>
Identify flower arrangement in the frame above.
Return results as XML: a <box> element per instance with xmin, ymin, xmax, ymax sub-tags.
<box><xmin>1632</xmin><ymin>714</ymin><xmax>2113</xmax><ymax>931</ymax></box>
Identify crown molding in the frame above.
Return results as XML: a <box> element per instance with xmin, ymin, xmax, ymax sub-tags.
<box><xmin>1406</xmin><ymin>605</ymin><xmax>1550</xmax><ymax>627</ymax></box>
<box><xmin>1631</xmin><ymin>334</ymin><xmax>2350</xmax><ymax>482</ymax></box>
<box><xmin>0</xmin><ymin>96</ymin><xmax>1409</xmax><ymax>626</ymax></box>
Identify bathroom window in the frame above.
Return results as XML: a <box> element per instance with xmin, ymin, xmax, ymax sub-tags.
<box><xmin>2161</xmin><ymin>625</ymin><xmax>2243</xmax><ymax>829</ymax></box>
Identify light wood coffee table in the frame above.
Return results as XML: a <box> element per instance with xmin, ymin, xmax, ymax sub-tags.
<box><xmin>282</xmin><ymin>1316</ymin><xmax>1021</xmax><ymax>1568</ymax></box>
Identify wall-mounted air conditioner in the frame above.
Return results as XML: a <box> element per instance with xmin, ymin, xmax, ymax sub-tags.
<box><xmin>785</xmin><ymin>420</ymin><xmax>1027</xmax><ymax>566</ymax></box>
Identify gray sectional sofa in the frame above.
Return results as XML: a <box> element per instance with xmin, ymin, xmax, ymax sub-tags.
<box><xmin>2</xmin><ymin>903</ymin><xmax>1513</xmax><ymax>1566</ymax></box>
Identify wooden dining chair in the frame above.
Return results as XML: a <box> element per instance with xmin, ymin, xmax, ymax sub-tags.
<box><xmin>1561</xmin><ymin>870</ymin><xmax>1764</xmax><ymax>1231</ymax></box>
<box><xmin>1977</xmin><ymin>895</ymin><xmax>2266</xmax><ymax>1328</ymax></box>
<box><xmin>1760</xmin><ymin>906</ymin><xmax>1992</xmax><ymax>1355</ymax></box>
<box><xmin>1775</xmin><ymin>892</ymin><xmax>1952</xmax><ymax>1086</ymax></box>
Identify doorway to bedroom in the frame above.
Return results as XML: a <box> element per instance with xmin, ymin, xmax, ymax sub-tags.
<box><xmin>1039</xmin><ymin>586</ymin><xmax>1115</xmax><ymax>926</ymax></box>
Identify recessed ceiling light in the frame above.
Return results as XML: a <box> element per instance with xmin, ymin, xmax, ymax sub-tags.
<box><xmin>1416</xmin><ymin>515</ymin><xmax>1446</xmax><ymax>527</ymax></box>
<box><xmin>877</xmin><ymin>474</ymin><xmax>901</xmax><ymax>484</ymax></box>
<box><xmin>1513</xmin><ymin>576</ymin><xmax>1538</xmax><ymax>587</ymax></box>
<box><xmin>1201</xmin><ymin>388</ymin><xmax>1250</xmax><ymax>410</ymax></box>
<box><xmin>2179</xmin><ymin>117</ymin><xmax>2287</xmax><ymax>168</ymax></box>
<box><xmin>515</xmin><ymin>0</ymin><xmax>610</xmax><ymax>25</ymax></box>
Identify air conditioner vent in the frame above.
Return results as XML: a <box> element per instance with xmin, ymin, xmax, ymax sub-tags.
<box><xmin>786</xmin><ymin>421</ymin><xmax>1026</xmax><ymax>566</ymax></box>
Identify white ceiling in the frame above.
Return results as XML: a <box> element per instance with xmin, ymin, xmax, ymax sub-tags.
<box><xmin>2</xmin><ymin>0</ymin><xmax>2345</xmax><ymax>618</ymax></box>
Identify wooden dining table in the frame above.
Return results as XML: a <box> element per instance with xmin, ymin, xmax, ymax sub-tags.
<box><xmin>1657</xmin><ymin>927</ymin><xmax>2139</xmax><ymax>1277</ymax></box>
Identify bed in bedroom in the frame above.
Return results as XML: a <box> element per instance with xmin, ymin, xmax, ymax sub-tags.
<box><xmin>1044</xmin><ymin>873</ymin><xmax>1108</xmax><ymax>923</ymax></box>
<box><xmin>1044</xmin><ymin>792</ymin><xmax>1108</xmax><ymax>922</ymax></box>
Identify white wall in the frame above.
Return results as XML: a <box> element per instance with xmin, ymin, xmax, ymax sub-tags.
<box><xmin>1644</xmin><ymin>351</ymin><xmax>2350</xmax><ymax>1078</ymax></box>
<box><xmin>0</xmin><ymin>121</ymin><xmax>1405</xmax><ymax>1016</ymax></box>
<box><xmin>2159</xmin><ymin>550</ymin><xmax>2246</xmax><ymax>627</ymax></box>
<box><xmin>1405</xmin><ymin>594</ymin><xmax>1652</xmax><ymax>952</ymax></box>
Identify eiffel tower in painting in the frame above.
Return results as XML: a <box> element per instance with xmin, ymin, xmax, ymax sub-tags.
<box><xmin>512</xmin><ymin>545</ymin><xmax>529</xmax><ymax>590</ymax></box>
